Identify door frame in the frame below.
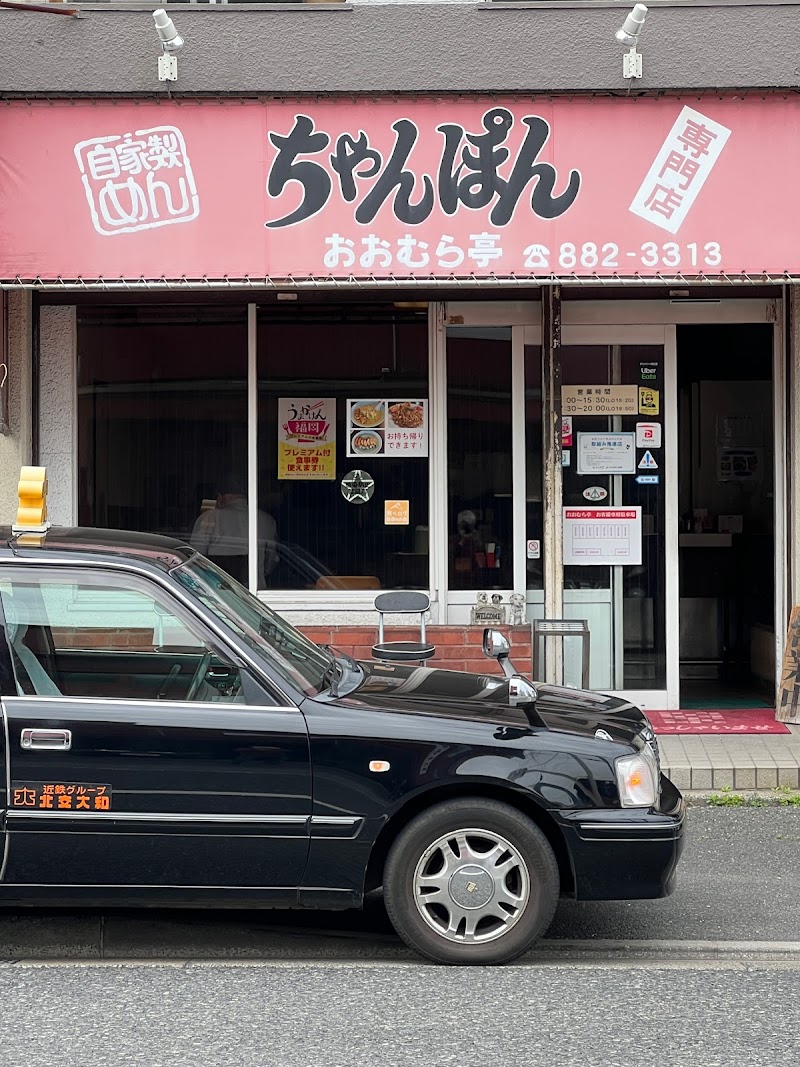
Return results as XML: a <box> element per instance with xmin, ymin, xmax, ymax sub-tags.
<box><xmin>440</xmin><ymin>297</ymin><xmax>783</xmax><ymax>711</ymax></box>
<box><xmin>561</xmin><ymin>298</ymin><xmax>784</xmax><ymax>709</ymax></box>
<box><xmin>442</xmin><ymin>302</ymin><xmax>542</xmax><ymax>623</ymax></box>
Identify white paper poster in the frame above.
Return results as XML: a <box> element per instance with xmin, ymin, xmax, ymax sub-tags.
<box><xmin>347</xmin><ymin>399</ymin><xmax>428</xmax><ymax>458</ymax></box>
<box><xmin>576</xmin><ymin>432</ymin><xmax>636</xmax><ymax>475</ymax></box>
<box><xmin>563</xmin><ymin>507</ymin><xmax>643</xmax><ymax>566</ymax></box>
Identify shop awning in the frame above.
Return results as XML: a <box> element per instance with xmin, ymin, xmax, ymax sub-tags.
<box><xmin>0</xmin><ymin>96</ymin><xmax>795</xmax><ymax>286</ymax></box>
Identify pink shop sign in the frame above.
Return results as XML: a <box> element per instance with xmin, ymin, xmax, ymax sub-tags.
<box><xmin>0</xmin><ymin>95</ymin><xmax>790</xmax><ymax>281</ymax></box>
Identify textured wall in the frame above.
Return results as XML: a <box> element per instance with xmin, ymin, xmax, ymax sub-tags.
<box><xmin>0</xmin><ymin>3</ymin><xmax>798</xmax><ymax>96</ymax></box>
<box><xmin>38</xmin><ymin>306</ymin><xmax>76</xmax><ymax>527</ymax></box>
<box><xmin>0</xmin><ymin>293</ymin><xmax>32</xmax><ymax>525</ymax></box>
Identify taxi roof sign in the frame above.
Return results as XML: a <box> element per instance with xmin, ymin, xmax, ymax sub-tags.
<box><xmin>12</xmin><ymin>466</ymin><xmax>50</xmax><ymax>536</ymax></box>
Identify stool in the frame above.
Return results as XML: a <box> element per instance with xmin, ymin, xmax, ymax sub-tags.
<box><xmin>372</xmin><ymin>591</ymin><xmax>435</xmax><ymax>665</ymax></box>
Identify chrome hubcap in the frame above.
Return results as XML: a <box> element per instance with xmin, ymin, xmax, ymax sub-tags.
<box><xmin>413</xmin><ymin>829</ymin><xmax>530</xmax><ymax>944</ymax></box>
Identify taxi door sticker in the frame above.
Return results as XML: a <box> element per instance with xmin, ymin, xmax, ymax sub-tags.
<box><xmin>11</xmin><ymin>782</ymin><xmax>112</xmax><ymax>811</ymax></box>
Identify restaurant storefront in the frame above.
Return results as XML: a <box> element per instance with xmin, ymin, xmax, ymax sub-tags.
<box><xmin>0</xmin><ymin>95</ymin><xmax>793</xmax><ymax>711</ymax></box>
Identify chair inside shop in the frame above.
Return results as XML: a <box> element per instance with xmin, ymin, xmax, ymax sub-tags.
<box><xmin>372</xmin><ymin>591</ymin><xmax>435</xmax><ymax>665</ymax></box>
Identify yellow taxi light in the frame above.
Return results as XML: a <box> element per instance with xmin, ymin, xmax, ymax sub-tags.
<box><xmin>13</xmin><ymin>465</ymin><xmax>50</xmax><ymax>534</ymax></box>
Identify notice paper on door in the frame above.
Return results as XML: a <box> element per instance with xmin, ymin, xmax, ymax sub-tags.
<box><xmin>563</xmin><ymin>507</ymin><xmax>643</xmax><ymax>566</ymax></box>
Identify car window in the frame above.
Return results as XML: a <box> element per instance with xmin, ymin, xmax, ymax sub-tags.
<box><xmin>172</xmin><ymin>556</ymin><xmax>331</xmax><ymax>697</ymax></box>
<box><xmin>0</xmin><ymin>569</ymin><xmax>245</xmax><ymax>705</ymax></box>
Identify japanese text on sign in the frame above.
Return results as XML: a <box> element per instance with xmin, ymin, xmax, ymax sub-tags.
<box><xmin>629</xmin><ymin>106</ymin><xmax>731</xmax><ymax>235</ymax></box>
<box><xmin>563</xmin><ymin>507</ymin><xmax>643</xmax><ymax>567</ymax></box>
<box><xmin>562</xmin><ymin>385</ymin><xmax>639</xmax><ymax>416</ymax></box>
<box><xmin>347</xmin><ymin>399</ymin><xmax>428</xmax><ymax>458</ymax></box>
<box><xmin>267</xmin><ymin>108</ymin><xmax>580</xmax><ymax>230</ymax></box>
<box><xmin>11</xmin><ymin>782</ymin><xmax>112</xmax><ymax>811</ymax></box>
<box><xmin>278</xmin><ymin>398</ymin><xmax>336</xmax><ymax>480</ymax></box>
<box><xmin>74</xmin><ymin>126</ymin><xmax>199</xmax><ymax>236</ymax></box>
<box><xmin>576</xmin><ymin>432</ymin><xmax>636</xmax><ymax>475</ymax></box>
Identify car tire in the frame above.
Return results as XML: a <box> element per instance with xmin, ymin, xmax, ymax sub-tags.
<box><xmin>383</xmin><ymin>798</ymin><xmax>559</xmax><ymax>966</ymax></box>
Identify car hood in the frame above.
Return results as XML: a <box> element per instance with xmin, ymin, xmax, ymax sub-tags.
<box><xmin>343</xmin><ymin>660</ymin><xmax>647</xmax><ymax>744</ymax></box>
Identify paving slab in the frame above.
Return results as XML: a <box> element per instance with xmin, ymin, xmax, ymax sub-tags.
<box><xmin>659</xmin><ymin>723</ymin><xmax>800</xmax><ymax>792</ymax></box>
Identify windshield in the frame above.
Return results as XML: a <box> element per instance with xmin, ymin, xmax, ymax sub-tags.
<box><xmin>172</xmin><ymin>556</ymin><xmax>332</xmax><ymax>696</ymax></box>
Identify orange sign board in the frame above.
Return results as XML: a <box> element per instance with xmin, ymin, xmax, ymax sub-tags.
<box><xmin>384</xmin><ymin>500</ymin><xmax>410</xmax><ymax>526</ymax></box>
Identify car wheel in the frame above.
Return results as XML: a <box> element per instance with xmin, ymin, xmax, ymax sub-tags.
<box><xmin>383</xmin><ymin>798</ymin><xmax>559</xmax><ymax>966</ymax></box>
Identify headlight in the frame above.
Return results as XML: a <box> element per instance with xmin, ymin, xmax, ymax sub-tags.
<box><xmin>615</xmin><ymin>748</ymin><xmax>659</xmax><ymax>808</ymax></box>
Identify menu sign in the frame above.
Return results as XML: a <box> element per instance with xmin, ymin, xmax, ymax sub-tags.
<box><xmin>278</xmin><ymin>398</ymin><xmax>336</xmax><ymax>480</ymax></box>
<box><xmin>347</xmin><ymin>399</ymin><xmax>429</xmax><ymax>458</ymax></box>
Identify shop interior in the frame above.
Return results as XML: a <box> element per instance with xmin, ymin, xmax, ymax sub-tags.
<box><xmin>677</xmin><ymin>324</ymin><xmax>775</xmax><ymax>709</ymax></box>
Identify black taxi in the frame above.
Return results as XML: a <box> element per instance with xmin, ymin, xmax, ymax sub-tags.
<box><xmin>0</xmin><ymin>487</ymin><xmax>685</xmax><ymax>965</ymax></box>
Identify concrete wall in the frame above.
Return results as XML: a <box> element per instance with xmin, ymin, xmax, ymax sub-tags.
<box><xmin>1</xmin><ymin>2</ymin><xmax>799</xmax><ymax>96</ymax></box>
<box><xmin>38</xmin><ymin>306</ymin><xmax>77</xmax><ymax>528</ymax></box>
<box><xmin>0</xmin><ymin>293</ymin><xmax>32</xmax><ymax>525</ymax></box>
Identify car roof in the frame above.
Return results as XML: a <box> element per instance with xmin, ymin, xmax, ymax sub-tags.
<box><xmin>0</xmin><ymin>526</ymin><xmax>193</xmax><ymax>572</ymax></box>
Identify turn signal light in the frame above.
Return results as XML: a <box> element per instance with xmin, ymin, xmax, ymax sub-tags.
<box><xmin>615</xmin><ymin>751</ymin><xmax>658</xmax><ymax>808</ymax></box>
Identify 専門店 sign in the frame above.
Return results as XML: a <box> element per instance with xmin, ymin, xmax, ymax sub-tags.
<box><xmin>278</xmin><ymin>398</ymin><xmax>336</xmax><ymax>480</ymax></box>
<box><xmin>4</xmin><ymin>96</ymin><xmax>800</xmax><ymax>281</ymax></box>
<box><xmin>563</xmin><ymin>507</ymin><xmax>642</xmax><ymax>567</ymax></box>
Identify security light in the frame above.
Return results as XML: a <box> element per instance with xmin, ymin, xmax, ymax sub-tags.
<box><xmin>615</xmin><ymin>3</ymin><xmax>647</xmax><ymax>80</ymax></box>
<box><xmin>153</xmin><ymin>9</ymin><xmax>184</xmax><ymax>83</ymax></box>
<box><xmin>615</xmin><ymin>3</ymin><xmax>647</xmax><ymax>47</ymax></box>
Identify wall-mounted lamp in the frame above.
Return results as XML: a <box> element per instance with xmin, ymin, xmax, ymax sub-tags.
<box><xmin>153</xmin><ymin>9</ymin><xmax>184</xmax><ymax>83</ymax></box>
<box><xmin>615</xmin><ymin>3</ymin><xmax>647</xmax><ymax>80</ymax></box>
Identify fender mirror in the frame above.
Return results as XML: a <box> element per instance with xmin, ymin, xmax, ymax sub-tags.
<box><xmin>482</xmin><ymin>628</ymin><xmax>515</xmax><ymax>678</ymax></box>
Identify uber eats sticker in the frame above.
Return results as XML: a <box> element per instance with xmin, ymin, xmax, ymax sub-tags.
<box><xmin>11</xmin><ymin>782</ymin><xmax>112</xmax><ymax>811</ymax></box>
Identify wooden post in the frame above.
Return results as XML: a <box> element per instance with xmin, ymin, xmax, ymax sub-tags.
<box><xmin>776</xmin><ymin>605</ymin><xmax>800</xmax><ymax>723</ymax></box>
<box><xmin>541</xmin><ymin>286</ymin><xmax>563</xmax><ymax>684</ymax></box>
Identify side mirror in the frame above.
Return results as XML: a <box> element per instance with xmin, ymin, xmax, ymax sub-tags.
<box><xmin>483</xmin><ymin>628</ymin><xmax>515</xmax><ymax>678</ymax></box>
<box><xmin>483</xmin><ymin>628</ymin><xmax>510</xmax><ymax>660</ymax></box>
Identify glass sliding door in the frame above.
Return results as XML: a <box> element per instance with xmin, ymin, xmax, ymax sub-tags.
<box><xmin>559</xmin><ymin>326</ymin><xmax>678</xmax><ymax>710</ymax></box>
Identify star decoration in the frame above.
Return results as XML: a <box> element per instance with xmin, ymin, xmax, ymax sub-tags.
<box><xmin>340</xmin><ymin>469</ymin><xmax>375</xmax><ymax>504</ymax></box>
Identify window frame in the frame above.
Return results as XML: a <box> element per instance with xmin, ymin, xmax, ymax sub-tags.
<box><xmin>0</xmin><ymin>560</ymin><xmax>296</xmax><ymax>708</ymax></box>
<box><xmin>249</xmin><ymin>303</ymin><xmax>437</xmax><ymax>612</ymax></box>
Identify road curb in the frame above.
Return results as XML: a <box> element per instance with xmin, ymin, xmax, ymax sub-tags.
<box><xmin>683</xmin><ymin>790</ymin><xmax>800</xmax><ymax>807</ymax></box>
<box><xmin>2</xmin><ymin>940</ymin><xmax>799</xmax><ymax>967</ymax></box>
<box><xmin>532</xmin><ymin>939</ymin><xmax>800</xmax><ymax>957</ymax></box>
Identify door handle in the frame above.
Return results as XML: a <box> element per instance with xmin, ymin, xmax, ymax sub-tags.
<box><xmin>20</xmin><ymin>728</ymin><xmax>72</xmax><ymax>751</ymax></box>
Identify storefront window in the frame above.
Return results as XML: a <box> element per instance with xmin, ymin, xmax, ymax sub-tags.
<box><xmin>447</xmin><ymin>327</ymin><xmax>513</xmax><ymax>590</ymax></box>
<box><xmin>77</xmin><ymin>305</ymin><xmax>250</xmax><ymax>584</ymax></box>
<box><xmin>257</xmin><ymin>304</ymin><xmax>429</xmax><ymax>591</ymax></box>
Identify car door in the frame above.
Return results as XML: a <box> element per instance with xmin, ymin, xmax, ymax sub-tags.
<box><xmin>0</xmin><ymin>564</ymin><xmax>311</xmax><ymax>901</ymax></box>
<box><xmin>0</xmin><ymin>648</ymin><xmax>8</xmax><ymax>882</ymax></box>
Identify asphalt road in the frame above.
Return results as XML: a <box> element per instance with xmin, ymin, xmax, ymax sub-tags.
<box><xmin>2</xmin><ymin>806</ymin><xmax>798</xmax><ymax>959</ymax></box>
<box><xmin>1</xmin><ymin>808</ymin><xmax>798</xmax><ymax>1067</ymax></box>
<box><xmin>1</xmin><ymin>960</ymin><xmax>798</xmax><ymax>1067</ymax></box>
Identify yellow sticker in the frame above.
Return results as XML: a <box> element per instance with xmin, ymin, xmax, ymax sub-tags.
<box><xmin>639</xmin><ymin>387</ymin><xmax>660</xmax><ymax>416</ymax></box>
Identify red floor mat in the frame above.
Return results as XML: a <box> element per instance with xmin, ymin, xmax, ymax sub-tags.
<box><xmin>648</xmin><ymin>709</ymin><xmax>791</xmax><ymax>735</ymax></box>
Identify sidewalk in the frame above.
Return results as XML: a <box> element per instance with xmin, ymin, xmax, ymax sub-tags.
<box><xmin>658</xmin><ymin>726</ymin><xmax>800</xmax><ymax>791</ymax></box>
